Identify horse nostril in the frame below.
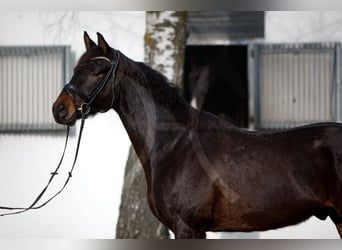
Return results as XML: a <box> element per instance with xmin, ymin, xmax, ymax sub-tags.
<box><xmin>57</xmin><ymin>103</ymin><xmax>68</xmax><ymax>117</ymax></box>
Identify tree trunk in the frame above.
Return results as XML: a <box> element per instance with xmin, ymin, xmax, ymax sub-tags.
<box><xmin>115</xmin><ymin>11</ymin><xmax>187</xmax><ymax>239</ymax></box>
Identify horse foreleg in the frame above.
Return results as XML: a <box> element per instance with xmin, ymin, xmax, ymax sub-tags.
<box><xmin>173</xmin><ymin>220</ymin><xmax>206</xmax><ymax>239</ymax></box>
<box><xmin>174</xmin><ymin>229</ymin><xmax>206</xmax><ymax>239</ymax></box>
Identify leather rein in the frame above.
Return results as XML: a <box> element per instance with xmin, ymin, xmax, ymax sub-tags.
<box><xmin>0</xmin><ymin>50</ymin><xmax>119</xmax><ymax>217</ymax></box>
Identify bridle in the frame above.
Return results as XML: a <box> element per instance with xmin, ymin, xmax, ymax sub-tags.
<box><xmin>0</xmin><ymin>49</ymin><xmax>120</xmax><ymax>217</ymax></box>
<box><xmin>64</xmin><ymin>49</ymin><xmax>120</xmax><ymax>117</ymax></box>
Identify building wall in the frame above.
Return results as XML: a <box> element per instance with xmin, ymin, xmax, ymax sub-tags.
<box><xmin>266</xmin><ymin>11</ymin><xmax>342</xmax><ymax>43</ymax></box>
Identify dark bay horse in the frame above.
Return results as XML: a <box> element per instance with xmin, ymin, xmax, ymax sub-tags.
<box><xmin>52</xmin><ymin>32</ymin><xmax>342</xmax><ymax>239</ymax></box>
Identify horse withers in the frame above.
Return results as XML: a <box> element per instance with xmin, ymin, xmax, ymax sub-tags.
<box><xmin>52</xmin><ymin>32</ymin><xmax>342</xmax><ymax>239</ymax></box>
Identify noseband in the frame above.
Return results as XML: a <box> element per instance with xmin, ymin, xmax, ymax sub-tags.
<box><xmin>64</xmin><ymin>49</ymin><xmax>120</xmax><ymax>117</ymax></box>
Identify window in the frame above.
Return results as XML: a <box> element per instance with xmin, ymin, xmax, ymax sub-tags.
<box><xmin>253</xmin><ymin>43</ymin><xmax>339</xmax><ymax>129</ymax></box>
<box><xmin>0</xmin><ymin>46</ymin><xmax>73</xmax><ymax>132</ymax></box>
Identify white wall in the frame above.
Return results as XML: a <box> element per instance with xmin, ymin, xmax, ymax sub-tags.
<box><xmin>266</xmin><ymin>11</ymin><xmax>342</xmax><ymax>43</ymax></box>
<box><xmin>0</xmin><ymin>11</ymin><xmax>145</xmax><ymax>238</ymax></box>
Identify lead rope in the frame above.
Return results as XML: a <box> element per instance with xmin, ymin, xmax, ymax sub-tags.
<box><xmin>0</xmin><ymin>114</ymin><xmax>86</xmax><ymax>217</ymax></box>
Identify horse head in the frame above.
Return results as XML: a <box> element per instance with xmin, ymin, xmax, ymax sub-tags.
<box><xmin>52</xmin><ymin>31</ymin><xmax>119</xmax><ymax>125</ymax></box>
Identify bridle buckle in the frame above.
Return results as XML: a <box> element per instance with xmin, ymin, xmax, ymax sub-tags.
<box><xmin>78</xmin><ymin>103</ymin><xmax>91</xmax><ymax>115</ymax></box>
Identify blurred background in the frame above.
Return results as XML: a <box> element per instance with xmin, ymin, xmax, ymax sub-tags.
<box><xmin>0</xmin><ymin>11</ymin><xmax>342</xmax><ymax>239</ymax></box>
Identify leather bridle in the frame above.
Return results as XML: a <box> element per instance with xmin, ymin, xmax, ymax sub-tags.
<box><xmin>64</xmin><ymin>49</ymin><xmax>120</xmax><ymax>118</ymax></box>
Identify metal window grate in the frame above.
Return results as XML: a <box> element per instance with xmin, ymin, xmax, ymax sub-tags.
<box><xmin>0</xmin><ymin>46</ymin><xmax>72</xmax><ymax>132</ymax></box>
<box><xmin>254</xmin><ymin>43</ymin><xmax>339</xmax><ymax>129</ymax></box>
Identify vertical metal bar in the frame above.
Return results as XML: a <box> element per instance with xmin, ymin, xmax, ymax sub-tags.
<box><xmin>53</xmin><ymin>50</ymin><xmax>57</xmax><ymax>128</ymax></box>
<box><xmin>330</xmin><ymin>47</ymin><xmax>334</xmax><ymax>121</ymax></box>
<box><xmin>270</xmin><ymin>49</ymin><xmax>274</xmax><ymax>128</ymax></box>
<box><xmin>290</xmin><ymin>48</ymin><xmax>295</xmax><ymax>126</ymax></box>
<box><xmin>336</xmin><ymin>44</ymin><xmax>341</xmax><ymax>122</ymax></box>
<box><xmin>5</xmin><ymin>54</ymin><xmax>8</xmax><ymax>130</ymax></box>
<box><xmin>266</xmin><ymin>48</ymin><xmax>271</xmax><ymax>128</ymax></box>
<box><xmin>317</xmin><ymin>46</ymin><xmax>320</xmax><ymax>122</ymax></box>
<box><xmin>294</xmin><ymin>48</ymin><xmax>298</xmax><ymax>123</ymax></box>
<box><xmin>285</xmin><ymin>46</ymin><xmax>290</xmax><ymax>128</ymax></box>
<box><xmin>312</xmin><ymin>45</ymin><xmax>316</xmax><ymax>123</ymax></box>
<box><xmin>50</xmin><ymin>50</ymin><xmax>56</xmax><ymax>128</ymax></box>
<box><xmin>37</xmin><ymin>51</ymin><xmax>41</xmax><ymax>128</ymax></box>
<box><xmin>312</xmin><ymin>46</ymin><xmax>317</xmax><ymax>122</ymax></box>
<box><xmin>304</xmin><ymin>46</ymin><xmax>308</xmax><ymax>125</ymax></box>
<box><xmin>315</xmin><ymin>46</ymin><xmax>320</xmax><ymax>122</ymax></box>
<box><xmin>263</xmin><ymin>50</ymin><xmax>268</xmax><ymax>128</ymax></box>
<box><xmin>270</xmin><ymin>50</ymin><xmax>275</xmax><ymax>128</ymax></box>
<box><xmin>13</xmin><ymin>52</ymin><xmax>18</xmax><ymax>129</ymax></box>
<box><xmin>248</xmin><ymin>44</ymin><xmax>256</xmax><ymax>130</ymax></box>
<box><xmin>6</xmin><ymin>53</ymin><xmax>9</xmax><ymax>130</ymax></box>
<box><xmin>0</xmin><ymin>56</ymin><xmax>4</xmax><ymax>127</ymax></box>
<box><xmin>18</xmin><ymin>52</ymin><xmax>23</xmax><ymax>126</ymax></box>
<box><xmin>309</xmin><ymin>47</ymin><xmax>313</xmax><ymax>123</ymax></box>
<box><xmin>321</xmin><ymin>48</ymin><xmax>325</xmax><ymax>121</ymax></box>
<box><xmin>290</xmin><ymin>47</ymin><xmax>294</xmax><ymax>126</ymax></box>
<box><xmin>40</xmin><ymin>51</ymin><xmax>44</xmax><ymax>127</ymax></box>
<box><xmin>23</xmin><ymin>52</ymin><xmax>29</xmax><ymax>125</ymax></box>
<box><xmin>43</xmin><ymin>49</ymin><xmax>47</xmax><ymax>129</ymax></box>
<box><xmin>274</xmin><ymin>47</ymin><xmax>279</xmax><ymax>128</ymax></box>
<box><xmin>276</xmin><ymin>49</ymin><xmax>281</xmax><ymax>128</ymax></box>
<box><xmin>34</xmin><ymin>52</ymin><xmax>38</xmax><ymax>128</ymax></box>
<box><xmin>319</xmin><ymin>46</ymin><xmax>323</xmax><ymax>121</ymax></box>
<box><xmin>257</xmin><ymin>45</ymin><xmax>263</xmax><ymax>129</ymax></box>
<box><xmin>1</xmin><ymin>56</ymin><xmax>5</xmax><ymax>128</ymax></box>
<box><xmin>32</xmin><ymin>52</ymin><xmax>36</xmax><ymax>129</ymax></box>
<box><xmin>298</xmin><ymin>48</ymin><xmax>303</xmax><ymax>124</ymax></box>
<box><xmin>319</xmin><ymin>48</ymin><xmax>324</xmax><ymax>121</ymax></box>
<box><xmin>9</xmin><ymin>55</ymin><xmax>13</xmax><ymax>129</ymax></box>
<box><xmin>323</xmin><ymin>48</ymin><xmax>329</xmax><ymax>121</ymax></box>
<box><xmin>29</xmin><ymin>51</ymin><xmax>33</xmax><ymax>127</ymax></box>
<box><xmin>261</xmin><ymin>48</ymin><xmax>266</xmax><ymax>128</ymax></box>
<box><xmin>254</xmin><ymin>45</ymin><xmax>261</xmax><ymax>129</ymax></box>
<box><xmin>330</xmin><ymin>45</ymin><xmax>336</xmax><ymax>121</ymax></box>
<box><xmin>46</xmin><ymin>50</ymin><xmax>51</xmax><ymax>129</ymax></box>
<box><xmin>41</xmin><ymin>50</ymin><xmax>45</xmax><ymax>128</ymax></box>
<box><xmin>48</xmin><ymin>51</ymin><xmax>52</xmax><ymax>128</ymax></box>
<box><xmin>316</xmin><ymin>47</ymin><xmax>320</xmax><ymax>122</ymax></box>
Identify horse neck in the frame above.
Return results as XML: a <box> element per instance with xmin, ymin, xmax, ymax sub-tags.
<box><xmin>114</xmin><ymin>54</ymin><xmax>191</xmax><ymax>170</ymax></box>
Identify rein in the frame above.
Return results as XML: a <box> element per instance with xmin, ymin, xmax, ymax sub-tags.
<box><xmin>0</xmin><ymin>50</ymin><xmax>119</xmax><ymax>217</ymax></box>
<box><xmin>0</xmin><ymin>120</ymin><xmax>84</xmax><ymax>217</ymax></box>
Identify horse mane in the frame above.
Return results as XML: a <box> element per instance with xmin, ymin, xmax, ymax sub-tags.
<box><xmin>135</xmin><ymin>61</ymin><xmax>191</xmax><ymax>122</ymax></box>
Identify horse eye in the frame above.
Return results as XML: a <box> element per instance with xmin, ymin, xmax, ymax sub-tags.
<box><xmin>93</xmin><ymin>70</ymin><xmax>102</xmax><ymax>76</ymax></box>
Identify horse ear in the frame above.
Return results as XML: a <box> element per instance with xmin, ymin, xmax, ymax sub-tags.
<box><xmin>84</xmin><ymin>31</ymin><xmax>96</xmax><ymax>50</ymax></box>
<box><xmin>97</xmin><ymin>32</ymin><xmax>110</xmax><ymax>54</ymax></box>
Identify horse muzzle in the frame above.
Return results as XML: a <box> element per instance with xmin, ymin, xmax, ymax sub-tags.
<box><xmin>52</xmin><ymin>92</ymin><xmax>78</xmax><ymax>126</ymax></box>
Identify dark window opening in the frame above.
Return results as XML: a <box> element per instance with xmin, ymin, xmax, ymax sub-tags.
<box><xmin>184</xmin><ymin>45</ymin><xmax>249</xmax><ymax>128</ymax></box>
